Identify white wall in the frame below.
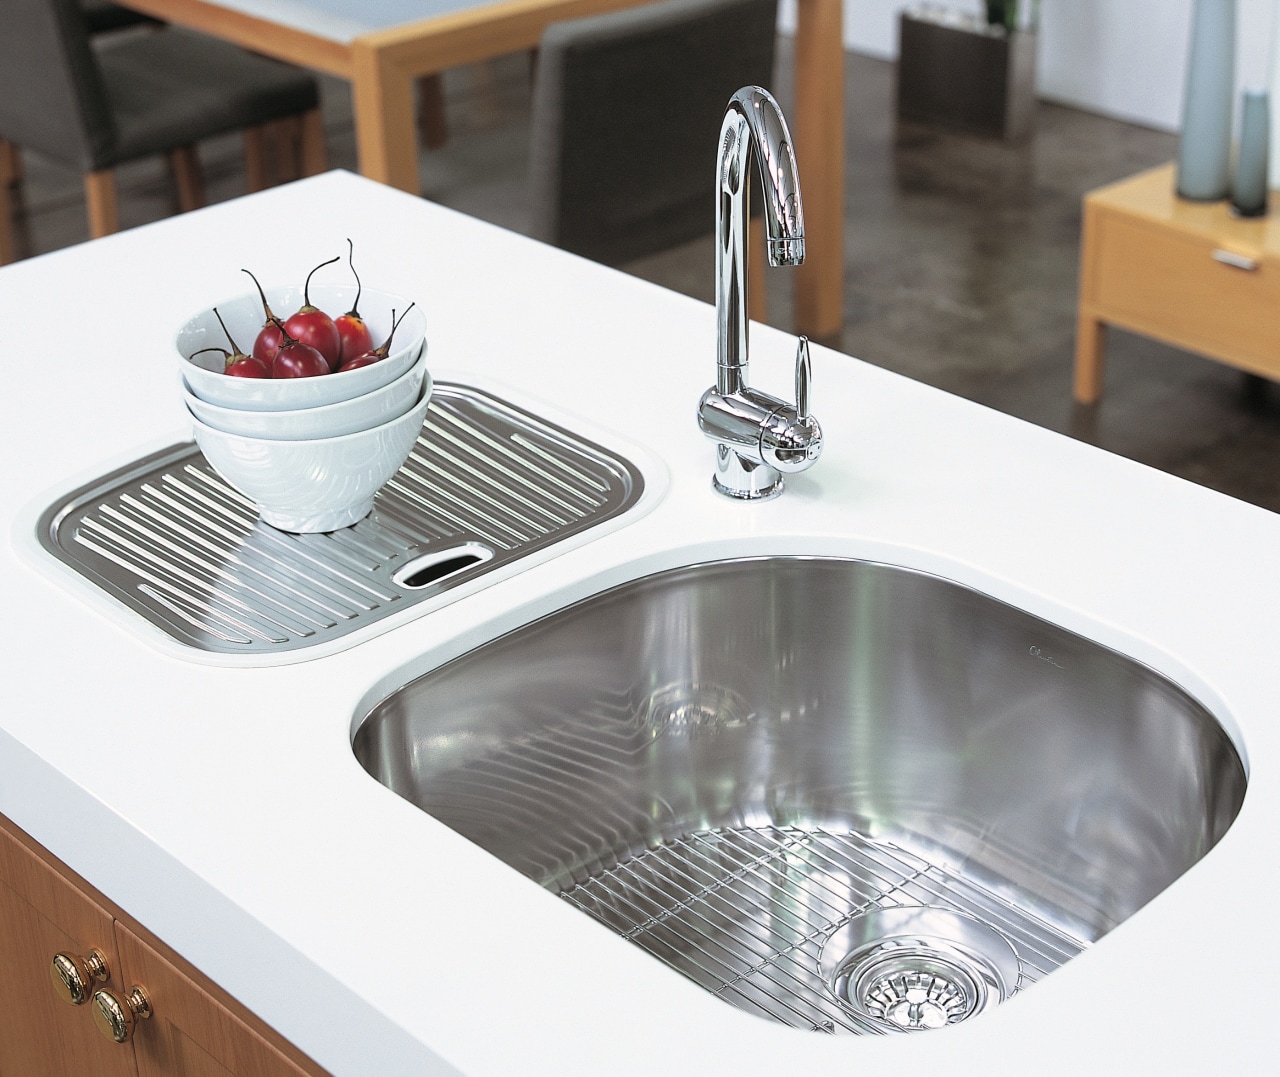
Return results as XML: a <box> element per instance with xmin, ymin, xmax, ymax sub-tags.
<box><xmin>777</xmin><ymin>0</ymin><xmax>1278</xmax><ymax>133</ymax></box>
<box><xmin>1036</xmin><ymin>0</ymin><xmax>1275</xmax><ymax>131</ymax></box>
<box><xmin>1037</xmin><ymin>0</ymin><xmax>1192</xmax><ymax>129</ymax></box>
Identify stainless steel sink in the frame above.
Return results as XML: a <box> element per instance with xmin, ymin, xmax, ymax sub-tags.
<box><xmin>353</xmin><ymin>557</ymin><xmax>1245</xmax><ymax>1035</ymax></box>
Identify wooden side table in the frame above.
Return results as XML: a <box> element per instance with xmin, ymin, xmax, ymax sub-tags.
<box><xmin>1074</xmin><ymin>163</ymin><xmax>1280</xmax><ymax>404</ymax></box>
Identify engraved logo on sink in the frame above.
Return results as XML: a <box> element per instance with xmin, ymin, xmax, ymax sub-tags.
<box><xmin>644</xmin><ymin>683</ymin><xmax>756</xmax><ymax>738</ymax></box>
<box><xmin>1029</xmin><ymin>645</ymin><xmax>1065</xmax><ymax>669</ymax></box>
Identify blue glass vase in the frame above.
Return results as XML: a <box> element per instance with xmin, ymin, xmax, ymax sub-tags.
<box><xmin>1176</xmin><ymin>0</ymin><xmax>1236</xmax><ymax>201</ymax></box>
<box><xmin>1231</xmin><ymin>89</ymin><xmax>1269</xmax><ymax>216</ymax></box>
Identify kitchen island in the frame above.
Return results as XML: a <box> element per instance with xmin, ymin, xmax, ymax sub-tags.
<box><xmin>1</xmin><ymin>171</ymin><xmax>1277</xmax><ymax>1075</ymax></box>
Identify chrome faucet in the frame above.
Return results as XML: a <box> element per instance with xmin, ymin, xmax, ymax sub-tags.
<box><xmin>697</xmin><ymin>86</ymin><xmax>823</xmax><ymax>500</ymax></box>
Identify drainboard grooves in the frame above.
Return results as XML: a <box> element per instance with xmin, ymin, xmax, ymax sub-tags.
<box><xmin>38</xmin><ymin>383</ymin><xmax>643</xmax><ymax>657</ymax></box>
<box><xmin>86</xmin><ymin>503</ymin><xmax>361</xmax><ymax>625</ymax></box>
<box><xmin>429</xmin><ymin>412</ymin><xmax>599</xmax><ymax>518</ymax></box>
<box><xmin>511</xmin><ymin>433</ymin><xmax>611</xmax><ymax>496</ymax></box>
<box><xmin>405</xmin><ymin>450</ymin><xmax>544</xmax><ymax>542</ymax></box>
<box><xmin>560</xmin><ymin>826</ymin><xmax>1087</xmax><ymax>1035</ymax></box>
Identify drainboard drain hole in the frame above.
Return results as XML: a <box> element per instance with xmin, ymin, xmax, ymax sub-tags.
<box><xmin>392</xmin><ymin>543</ymin><xmax>492</xmax><ymax>589</ymax></box>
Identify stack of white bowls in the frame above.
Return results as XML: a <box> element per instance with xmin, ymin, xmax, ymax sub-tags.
<box><xmin>177</xmin><ymin>283</ymin><xmax>430</xmax><ymax>533</ymax></box>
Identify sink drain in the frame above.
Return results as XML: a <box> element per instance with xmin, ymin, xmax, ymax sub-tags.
<box><xmin>856</xmin><ymin>950</ymin><xmax>980</xmax><ymax>1029</ymax></box>
<box><xmin>820</xmin><ymin>907</ymin><xmax>1020</xmax><ymax>1032</ymax></box>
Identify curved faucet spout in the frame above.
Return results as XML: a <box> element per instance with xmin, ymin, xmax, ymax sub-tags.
<box><xmin>700</xmin><ymin>86</ymin><xmax>821</xmax><ymax>501</ymax></box>
<box><xmin>733</xmin><ymin>88</ymin><xmax>806</xmax><ymax>265</ymax></box>
<box><xmin>716</xmin><ymin>86</ymin><xmax>806</xmax><ymax>395</ymax></box>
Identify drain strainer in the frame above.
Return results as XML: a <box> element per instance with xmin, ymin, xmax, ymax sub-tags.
<box><xmin>820</xmin><ymin>907</ymin><xmax>1021</xmax><ymax>1032</ymax></box>
<box><xmin>855</xmin><ymin>949</ymin><xmax>981</xmax><ymax>1029</ymax></box>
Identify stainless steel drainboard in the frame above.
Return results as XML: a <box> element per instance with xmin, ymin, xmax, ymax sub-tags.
<box><xmin>36</xmin><ymin>383</ymin><xmax>643</xmax><ymax>656</ymax></box>
<box><xmin>560</xmin><ymin>826</ymin><xmax>1086</xmax><ymax>1035</ymax></box>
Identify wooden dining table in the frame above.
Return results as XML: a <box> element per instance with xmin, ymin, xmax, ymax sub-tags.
<box><xmin>119</xmin><ymin>0</ymin><xmax>845</xmax><ymax>337</ymax></box>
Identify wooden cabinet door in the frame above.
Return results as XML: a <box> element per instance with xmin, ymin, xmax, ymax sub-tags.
<box><xmin>115</xmin><ymin>922</ymin><xmax>316</xmax><ymax>1077</ymax></box>
<box><xmin>0</xmin><ymin>825</ymin><xmax>138</xmax><ymax>1077</ymax></box>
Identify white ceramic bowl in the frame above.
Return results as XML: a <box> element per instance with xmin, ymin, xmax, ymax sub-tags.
<box><xmin>177</xmin><ymin>283</ymin><xmax>427</xmax><ymax>412</ymax></box>
<box><xmin>182</xmin><ymin>350</ymin><xmax>430</xmax><ymax>441</ymax></box>
<box><xmin>188</xmin><ymin>382</ymin><xmax>432</xmax><ymax>533</ymax></box>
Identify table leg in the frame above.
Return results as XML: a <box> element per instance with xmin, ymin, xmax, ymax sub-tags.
<box><xmin>169</xmin><ymin>146</ymin><xmax>205</xmax><ymax>213</ymax></box>
<box><xmin>352</xmin><ymin>42</ymin><xmax>421</xmax><ymax>194</ymax></box>
<box><xmin>749</xmin><ymin>216</ymin><xmax>767</xmax><ymax>324</ymax></box>
<box><xmin>1073</xmin><ymin>309</ymin><xmax>1107</xmax><ymax>404</ymax></box>
<box><xmin>0</xmin><ymin>179</ymin><xmax>15</xmax><ymax>266</ymax></box>
<box><xmin>83</xmin><ymin>171</ymin><xmax>120</xmax><ymax>238</ymax></box>
<box><xmin>0</xmin><ymin>140</ymin><xmax>22</xmax><ymax>187</ymax></box>
<box><xmin>299</xmin><ymin>108</ymin><xmax>330</xmax><ymax>176</ymax></box>
<box><xmin>418</xmin><ymin>75</ymin><xmax>449</xmax><ymax>151</ymax></box>
<box><xmin>792</xmin><ymin>0</ymin><xmax>845</xmax><ymax>340</ymax></box>
<box><xmin>0</xmin><ymin>140</ymin><xmax>16</xmax><ymax>264</ymax></box>
<box><xmin>1073</xmin><ymin>198</ymin><xmax>1105</xmax><ymax>404</ymax></box>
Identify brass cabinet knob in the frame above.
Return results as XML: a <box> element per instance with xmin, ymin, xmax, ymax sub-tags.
<box><xmin>91</xmin><ymin>985</ymin><xmax>152</xmax><ymax>1043</ymax></box>
<box><xmin>49</xmin><ymin>949</ymin><xmax>110</xmax><ymax>1006</ymax></box>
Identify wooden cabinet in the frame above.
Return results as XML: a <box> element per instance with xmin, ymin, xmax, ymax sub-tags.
<box><xmin>0</xmin><ymin>831</ymin><xmax>136</xmax><ymax>1077</ymax></box>
<box><xmin>1074</xmin><ymin>162</ymin><xmax>1280</xmax><ymax>403</ymax></box>
<box><xmin>0</xmin><ymin>812</ymin><xmax>329</xmax><ymax>1077</ymax></box>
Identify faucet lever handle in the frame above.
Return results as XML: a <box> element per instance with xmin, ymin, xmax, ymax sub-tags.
<box><xmin>795</xmin><ymin>336</ymin><xmax>812</xmax><ymax>421</ymax></box>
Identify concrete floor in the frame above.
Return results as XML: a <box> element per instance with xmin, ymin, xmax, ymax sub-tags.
<box><xmin>8</xmin><ymin>42</ymin><xmax>1280</xmax><ymax>512</ymax></box>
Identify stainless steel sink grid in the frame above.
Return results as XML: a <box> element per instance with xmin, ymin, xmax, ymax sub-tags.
<box><xmin>353</xmin><ymin>557</ymin><xmax>1246</xmax><ymax>1035</ymax></box>
<box><xmin>559</xmin><ymin>825</ymin><xmax>1073</xmax><ymax>1033</ymax></box>
<box><xmin>36</xmin><ymin>384</ymin><xmax>643</xmax><ymax>655</ymax></box>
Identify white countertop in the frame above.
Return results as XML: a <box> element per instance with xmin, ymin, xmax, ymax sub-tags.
<box><xmin>2</xmin><ymin>171</ymin><xmax>1277</xmax><ymax>1075</ymax></box>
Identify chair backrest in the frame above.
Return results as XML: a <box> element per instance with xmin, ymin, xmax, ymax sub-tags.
<box><xmin>81</xmin><ymin>0</ymin><xmax>160</xmax><ymax>35</ymax></box>
<box><xmin>529</xmin><ymin>0</ymin><xmax>778</xmax><ymax>266</ymax></box>
<box><xmin>0</xmin><ymin>0</ymin><xmax>115</xmax><ymax>170</ymax></box>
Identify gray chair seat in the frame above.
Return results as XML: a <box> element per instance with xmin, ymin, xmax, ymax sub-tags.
<box><xmin>0</xmin><ymin>0</ymin><xmax>326</xmax><ymax>262</ymax></box>
<box><xmin>99</xmin><ymin>28</ymin><xmax>319</xmax><ymax>168</ymax></box>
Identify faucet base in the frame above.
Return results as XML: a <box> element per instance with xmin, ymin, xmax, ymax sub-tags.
<box><xmin>712</xmin><ymin>444</ymin><xmax>784</xmax><ymax>500</ymax></box>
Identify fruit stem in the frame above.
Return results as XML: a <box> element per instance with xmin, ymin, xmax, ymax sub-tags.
<box><xmin>376</xmin><ymin>302</ymin><xmax>416</xmax><ymax>357</ymax></box>
<box><xmin>211</xmin><ymin>307</ymin><xmax>246</xmax><ymax>359</ymax></box>
<box><xmin>303</xmin><ymin>255</ymin><xmax>341</xmax><ymax>309</ymax></box>
<box><xmin>241</xmin><ymin>267</ymin><xmax>282</xmax><ymax>327</ymax></box>
<box><xmin>345</xmin><ymin>238</ymin><xmax>362</xmax><ymax>316</ymax></box>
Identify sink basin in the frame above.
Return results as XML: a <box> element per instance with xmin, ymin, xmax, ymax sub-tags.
<box><xmin>353</xmin><ymin>556</ymin><xmax>1245</xmax><ymax>1034</ymax></box>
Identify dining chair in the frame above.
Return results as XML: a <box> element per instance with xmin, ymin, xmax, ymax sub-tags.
<box><xmin>0</xmin><ymin>3</ymin><xmax>163</xmax><ymax>196</ymax></box>
<box><xmin>528</xmin><ymin>0</ymin><xmax>778</xmax><ymax>274</ymax></box>
<box><xmin>0</xmin><ymin>0</ymin><xmax>326</xmax><ymax>264</ymax></box>
<box><xmin>80</xmin><ymin>0</ymin><xmax>162</xmax><ymax>34</ymax></box>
